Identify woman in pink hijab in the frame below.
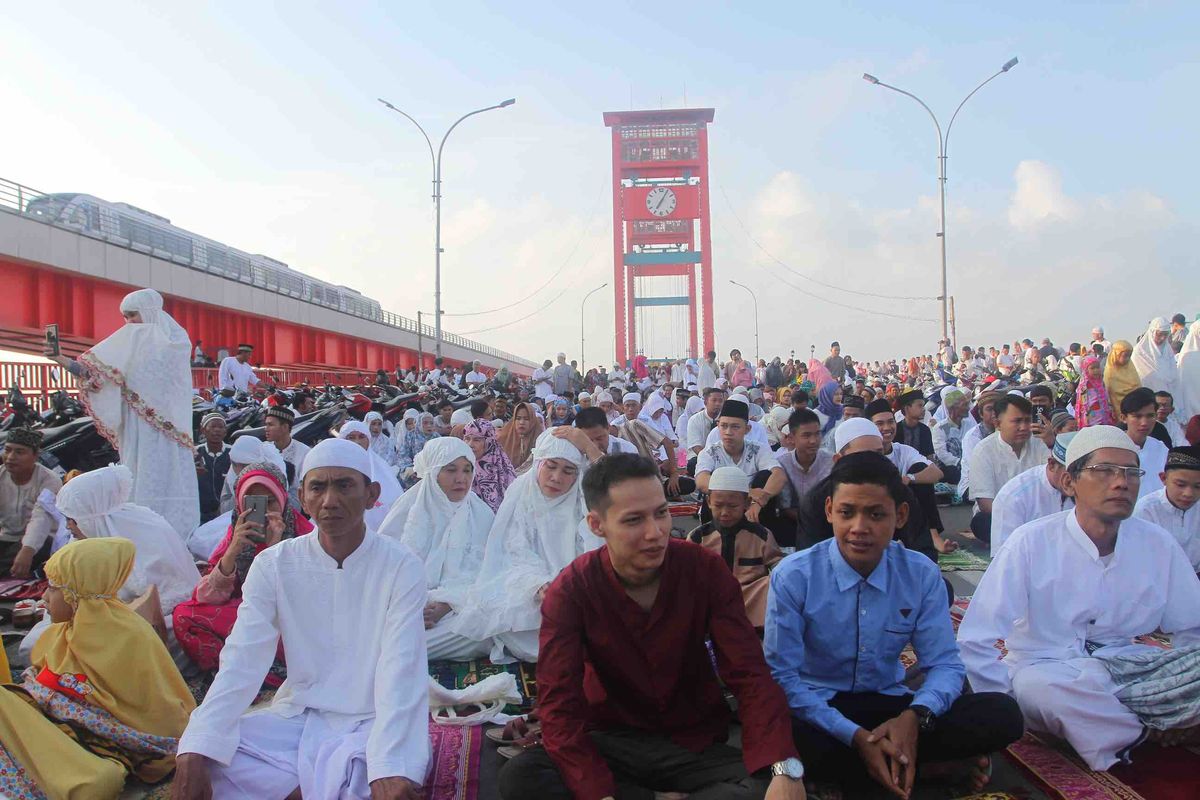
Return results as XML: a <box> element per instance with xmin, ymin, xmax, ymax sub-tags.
<box><xmin>807</xmin><ymin>359</ymin><xmax>835</xmax><ymax>392</ymax></box>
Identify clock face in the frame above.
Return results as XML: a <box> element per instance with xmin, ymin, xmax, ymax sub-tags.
<box><xmin>645</xmin><ymin>187</ymin><xmax>677</xmax><ymax>217</ymax></box>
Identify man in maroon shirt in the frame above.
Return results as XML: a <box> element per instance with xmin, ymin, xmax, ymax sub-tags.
<box><xmin>498</xmin><ymin>453</ymin><xmax>806</xmax><ymax>800</ymax></box>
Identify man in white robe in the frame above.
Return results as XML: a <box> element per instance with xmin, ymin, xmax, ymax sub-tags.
<box><xmin>989</xmin><ymin>433</ymin><xmax>1076</xmax><ymax>556</ymax></box>
<box><xmin>1118</xmin><ymin>387</ymin><xmax>1169</xmax><ymax>499</ymax></box>
<box><xmin>172</xmin><ymin>438</ymin><xmax>429</xmax><ymax>800</ymax></box>
<box><xmin>377</xmin><ymin>437</ymin><xmax>495</xmax><ymax>661</ymax></box>
<box><xmin>957</xmin><ymin>426</ymin><xmax>1200</xmax><ymax>772</ymax></box>
<box><xmin>1133</xmin><ymin>445</ymin><xmax>1200</xmax><ymax>571</ymax></box>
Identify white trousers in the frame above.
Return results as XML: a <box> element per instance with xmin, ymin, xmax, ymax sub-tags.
<box><xmin>1011</xmin><ymin>657</ymin><xmax>1144</xmax><ymax>771</ymax></box>
<box><xmin>210</xmin><ymin>708</ymin><xmax>373</xmax><ymax>800</ymax></box>
<box><xmin>426</xmin><ymin>614</ymin><xmax>492</xmax><ymax>662</ymax></box>
<box><xmin>490</xmin><ymin>629</ymin><xmax>540</xmax><ymax>664</ymax></box>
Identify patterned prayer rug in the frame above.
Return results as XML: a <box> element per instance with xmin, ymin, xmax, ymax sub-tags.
<box><xmin>1006</xmin><ymin>731</ymin><xmax>1200</xmax><ymax>800</ymax></box>
<box><xmin>939</xmin><ymin>548</ymin><xmax>991</xmax><ymax>572</ymax></box>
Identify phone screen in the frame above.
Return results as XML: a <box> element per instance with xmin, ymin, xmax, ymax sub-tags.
<box><xmin>44</xmin><ymin>324</ymin><xmax>60</xmax><ymax>357</ymax></box>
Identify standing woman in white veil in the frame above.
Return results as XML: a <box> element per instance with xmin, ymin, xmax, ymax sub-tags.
<box><xmin>46</xmin><ymin>289</ymin><xmax>199</xmax><ymax>538</ymax></box>
<box><xmin>1131</xmin><ymin>316</ymin><xmax>1180</xmax><ymax>397</ymax></box>
<box><xmin>1176</xmin><ymin>319</ymin><xmax>1200</xmax><ymax>423</ymax></box>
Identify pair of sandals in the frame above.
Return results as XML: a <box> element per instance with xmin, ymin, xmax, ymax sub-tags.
<box><xmin>485</xmin><ymin>713</ymin><xmax>541</xmax><ymax>760</ymax></box>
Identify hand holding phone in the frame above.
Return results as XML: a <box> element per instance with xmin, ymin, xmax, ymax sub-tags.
<box><xmin>242</xmin><ymin>495</ymin><xmax>269</xmax><ymax>543</ymax></box>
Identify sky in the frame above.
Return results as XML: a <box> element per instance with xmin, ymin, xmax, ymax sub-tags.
<box><xmin>2</xmin><ymin>2</ymin><xmax>1197</xmax><ymax>365</ymax></box>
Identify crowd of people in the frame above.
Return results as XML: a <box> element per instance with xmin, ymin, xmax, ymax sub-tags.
<box><xmin>0</xmin><ymin>287</ymin><xmax>1198</xmax><ymax>798</ymax></box>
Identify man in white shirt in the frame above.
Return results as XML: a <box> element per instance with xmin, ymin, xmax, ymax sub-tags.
<box><xmin>968</xmin><ymin>395</ymin><xmax>1050</xmax><ymax>546</ymax></box>
<box><xmin>1119</xmin><ymin>387</ymin><xmax>1169</xmax><ymax>499</ymax></box>
<box><xmin>263</xmin><ymin>406</ymin><xmax>310</xmax><ymax>502</ymax></box>
<box><xmin>1133</xmin><ymin>445</ymin><xmax>1200</xmax><ymax>571</ymax></box>
<box><xmin>957</xmin><ymin>426</ymin><xmax>1200</xmax><ymax>772</ymax></box>
<box><xmin>218</xmin><ymin>344</ymin><xmax>262</xmax><ymax>393</ymax></box>
<box><xmin>172</xmin><ymin>438</ymin><xmax>428</xmax><ymax>800</ymax></box>
<box><xmin>989</xmin><ymin>433</ymin><xmax>1076</xmax><ymax>556</ymax></box>
<box><xmin>1091</xmin><ymin>326</ymin><xmax>1111</xmax><ymax>355</ymax></box>
<box><xmin>687</xmin><ymin>387</ymin><xmax>727</xmax><ymax>457</ymax></box>
<box><xmin>464</xmin><ymin>361</ymin><xmax>488</xmax><ymax>388</ymax></box>
<box><xmin>695</xmin><ymin>400</ymin><xmax>784</xmax><ymax>525</ymax></box>
<box><xmin>532</xmin><ymin>359</ymin><xmax>554</xmax><ymax>401</ymax></box>
<box><xmin>958</xmin><ymin>391</ymin><xmax>1000</xmax><ymax>500</ymax></box>
<box><xmin>996</xmin><ymin>346</ymin><xmax>1015</xmax><ymax>377</ymax></box>
<box><xmin>703</xmin><ymin>395</ymin><xmax>771</xmax><ymax>452</ymax></box>
<box><xmin>697</xmin><ymin>350</ymin><xmax>720</xmax><ymax>391</ymax></box>
<box><xmin>931</xmin><ymin>389</ymin><xmax>970</xmax><ymax>485</ymax></box>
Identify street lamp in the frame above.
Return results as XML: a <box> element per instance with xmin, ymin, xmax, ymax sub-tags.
<box><xmin>580</xmin><ymin>283</ymin><xmax>608</xmax><ymax>371</ymax></box>
<box><xmin>862</xmin><ymin>57</ymin><xmax>1017</xmax><ymax>350</ymax></box>
<box><xmin>728</xmin><ymin>280</ymin><xmax>759</xmax><ymax>363</ymax></box>
<box><xmin>378</xmin><ymin>97</ymin><xmax>517</xmax><ymax>358</ymax></box>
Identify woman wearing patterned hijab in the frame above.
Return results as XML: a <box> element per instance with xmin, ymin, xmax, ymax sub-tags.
<box><xmin>463</xmin><ymin>418</ymin><xmax>517</xmax><ymax>512</ymax></box>
<box><xmin>172</xmin><ymin>462</ymin><xmax>312</xmax><ymax>682</ymax></box>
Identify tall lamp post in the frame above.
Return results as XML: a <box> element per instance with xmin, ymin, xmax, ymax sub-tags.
<box><xmin>728</xmin><ymin>280</ymin><xmax>759</xmax><ymax>363</ymax></box>
<box><xmin>378</xmin><ymin>97</ymin><xmax>517</xmax><ymax>358</ymax></box>
<box><xmin>862</xmin><ymin>57</ymin><xmax>1017</xmax><ymax>350</ymax></box>
<box><xmin>580</xmin><ymin>282</ymin><xmax>608</xmax><ymax>371</ymax></box>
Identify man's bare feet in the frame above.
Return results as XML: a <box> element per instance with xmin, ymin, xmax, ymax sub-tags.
<box><xmin>919</xmin><ymin>755</ymin><xmax>991</xmax><ymax>792</ymax></box>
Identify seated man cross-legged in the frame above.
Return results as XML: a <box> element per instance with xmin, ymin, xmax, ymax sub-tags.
<box><xmin>958</xmin><ymin>425</ymin><xmax>1200</xmax><ymax>771</ymax></box>
<box><xmin>500</xmin><ymin>453</ymin><xmax>806</xmax><ymax>800</ymax></box>
<box><xmin>172</xmin><ymin>438</ymin><xmax>430</xmax><ymax>800</ymax></box>
<box><xmin>767</xmin><ymin>452</ymin><xmax>1023</xmax><ymax>797</ymax></box>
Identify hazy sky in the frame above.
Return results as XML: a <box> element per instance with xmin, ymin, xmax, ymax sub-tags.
<box><xmin>3</xmin><ymin>2</ymin><xmax>1196</xmax><ymax>365</ymax></box>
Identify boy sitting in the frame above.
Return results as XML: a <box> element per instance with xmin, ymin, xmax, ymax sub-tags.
<box><xmin>767</xmin><ymin>451</ymin><xmax>1023</xmax><ymax>797</ymax></box>
<box><xmin>688</xmin><ymin>466</ymin><xmax>784</xmax><ymax>628</ymax></box>
<box><xmin>1134</xmin><ymin>445</ymin><xmax>1200</xmax><ymax>571</ymax></box>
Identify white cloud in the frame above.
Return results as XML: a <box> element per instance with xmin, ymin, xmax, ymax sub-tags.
<box><xmin>1007</xmin><ymin>160</ymin><xmax>1079</xmax><ymax>230</ymax></box>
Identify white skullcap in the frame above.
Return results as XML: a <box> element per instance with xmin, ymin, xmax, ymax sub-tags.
<box><xmin>1007</xmin><ymin>389</ymin><xmax>1024</xmax><ymax>397</ymax></box>
<box><xmin>557</xmin><ymin>352</ymin><xmax>566</xmax><ymax>359</ymax></box>
<box><xmin>596</xmin><ymin>391</ymin><xmax>614</xmax><ymax>404</ymax></box>
<box><xmin>530</xmin><ymin>428</ymin><xmax>586</xmax><ymax>467</ymax></box>
<box><xmin>1150</xmin><ymin>316</ymin><xmax>1169</xmax><ymax>332</ymax></box>
<box><xmin>300</xmin><ymin>437</ymin><xmax>373</xmax><ymax>482</ymax></box>
<box><xmin>229</xmin><ymin>435</ymin><xmax>265</xmax><ymax>465</ymax></box>
<box><xmin>1064</xmin><ymin>425</ymin><xmax>1139</xmax><ymax>468</ymax></box>
<box><xmin>708</xmin><ymin>466</ymin><xmax>750</xmax><ymax>493</ymax></box>
<box><xmin>450</xmin><ymin>407</ymin><xmax>474</xmax><ymax>426</ymax></box>
<box><xmin>622</xmin><ymin>392</ymin><xmax>641</xmax><ymax>404</ymax></box>
<box><xmin>337</xmin><ymin>420</ymin><xmax>370</xmax><ymax>440</ymax></box>
<box><xmin>577</xmin><ymin>392</ymin><xmax>591</xmax><ymax>400</ymax></box>
<box><xmin>834</xmin><ymin>417</ymin><xmax>883</xmax><ymax>453</ymax></box>
<box><xmin>413</xmin><ymin>436</ymin><xmax>475</xmax><ymax>479</ymax></box>
<box><xmin>724</xmin><ymin>394</ymin><xmax>749</xmax><ymax>406</ymax></box>
<box><xmin>732</xmin><ymin>386</ymin><xmax>749</xmax><ymax>396</ymax></box>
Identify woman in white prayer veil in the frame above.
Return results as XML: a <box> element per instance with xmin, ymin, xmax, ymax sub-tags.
<box><xmin>377</xmin><ymin>437</ymin><xmax>495</xmax><ymax>661</ymax></box>
<box><xmin>337</xmin><ymin>419</ymin><xmax>404</xmax><ymax>530</ymax></box>
<box><xmin>53</xmin><ymin>465</ymin><xmax>200</xmax><ymax>615</ymax></box>
<box><xmin>449</xmin><ymin>429</ymin><xmax>598</xmax><ymax>663</ymax></box>
<box><xmin>1176</xmin><ymin>320</ymin><xmax>1200</xmax><ymax>422</ymax></box>
<box><xmin>1132</xmin><ymin>316</ymin><xmax>1180</xmax><ymax>396</ymax></box>
<box><xmin>48</xmin><ymin>289</ymin><xmax>199</xmax><ymax>538</ymax></box>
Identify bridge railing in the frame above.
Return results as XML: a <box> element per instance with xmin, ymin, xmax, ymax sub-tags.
<box><xmin>0</xmin><ymin>362</ymin><xmax>425</xmax><ymax>413</ymax></box>
<box><xmin>0</xmin><ymin>176</ymin><xmax>534</xmax><ymax>368</ymax></box>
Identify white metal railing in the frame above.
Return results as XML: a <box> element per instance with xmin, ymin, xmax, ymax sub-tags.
<box><xmin>0</xmin><ymin>176</ymin><xmax>535</xmax><ymax>367</ymax></box>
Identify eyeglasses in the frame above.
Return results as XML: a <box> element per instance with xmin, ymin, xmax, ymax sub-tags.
<box><xmin>1079</xmin><ymin>464</ymin><xmax>1145</xmax><ymax>481</ymax></box>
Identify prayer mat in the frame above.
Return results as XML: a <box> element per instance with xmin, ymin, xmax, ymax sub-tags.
<box><xmin>669</xmin><ymin>501</ymin><xmax>701</xmax><ymax>517</ymax></box>
<box><xmin>427</xmin><ymin>718</ymin><xmax>484</xmax><ymax>800</ymax></box>
<box><xmin>1005</xmin><ymin>731</ymin><xmax>1200</xmax><ymax>800</ymax></box>
<box><xmin>0</xmin><ymin>578</ymin><xmax>46</xmax><ymax>600</ymax></box>
<box><xmin>428</xmin><ymin>658</ymin><xmax>537</xmax><ymax>715</ymax></box>
<box><xmin>938</xmin><ymin>549</ymin><xmax>991</xmax><ymax>572</ymax></box>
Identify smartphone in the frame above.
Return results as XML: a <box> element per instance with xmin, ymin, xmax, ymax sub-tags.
<box><xmin>243</xmin><ymin>495</ymin><xmax>269</xmax><ymax>543</ymax></box>
<box><xmin>1032</xmin><ymin>406</ymin><xmax>1044</xmax><ymax>425</ymax></box>
<box><xmin>44</xmin><ymin>324</ymin><xmax>60</xmax><ymax>357</ymax></box>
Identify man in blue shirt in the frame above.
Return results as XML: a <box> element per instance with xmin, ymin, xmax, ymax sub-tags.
<box><xmin>766</xmin><ymin>452</ymin><xmax>1022</xmax><ymax>797</ymax></box>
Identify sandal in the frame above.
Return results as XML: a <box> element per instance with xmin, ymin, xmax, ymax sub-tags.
<box><xmin>496</xmin><ymin>731</ymin><xmax>543</xmax><ymax>760</ymax></box>
<box><xmin>485</xmin><ymin>718</ymin><xmax>541</xmax><ymax>744</ymax></box>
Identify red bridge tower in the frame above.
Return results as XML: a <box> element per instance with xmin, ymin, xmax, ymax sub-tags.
<box><xmin>603</xmin><ymin>108</ymin><xmax>716</xmax><ymax>365</ymax></box>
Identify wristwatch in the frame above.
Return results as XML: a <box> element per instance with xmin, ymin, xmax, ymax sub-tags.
<box><xmin>771</xmin><ymin>757</ymin><xmax>805</xmax><ymax>780</ymax></box>
<box><xmin>909</xmin><ymin>704</ymin><xmax>936</xmax><ymax>732</ymax></box>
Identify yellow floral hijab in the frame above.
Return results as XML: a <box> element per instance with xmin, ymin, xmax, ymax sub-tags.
<box><xmin>33</xmin><ymin>538</ymin><xmax>195</xmax><ymax>738</ymax></box>
<box><xmin>1104</xmin><ymin>340</ymin><xmax>1141</xmax><ymax>414</ymax></box>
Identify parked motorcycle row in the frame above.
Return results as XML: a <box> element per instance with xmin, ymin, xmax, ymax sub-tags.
<box><xmin>0</xmin><ymin>378</ymin><xmax>493</xmax><ymax>476</ymax></box>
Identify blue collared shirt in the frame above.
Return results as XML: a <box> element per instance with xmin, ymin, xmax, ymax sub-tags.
<box><xmin>765</xmin><ymin>539</ymin><xmax>965</xmax><ymax>745</ymax></box>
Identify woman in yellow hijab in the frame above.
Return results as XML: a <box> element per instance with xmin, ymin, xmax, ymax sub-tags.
<box><xmin>1104</xmin><ymin>340</ymin><xmax>1142</xmax><ymax>414</ymax></box>
<box><xmin>0</xmin><ymin>538</ymin><xmax>195</xmax><ymax>799</ymax></box>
